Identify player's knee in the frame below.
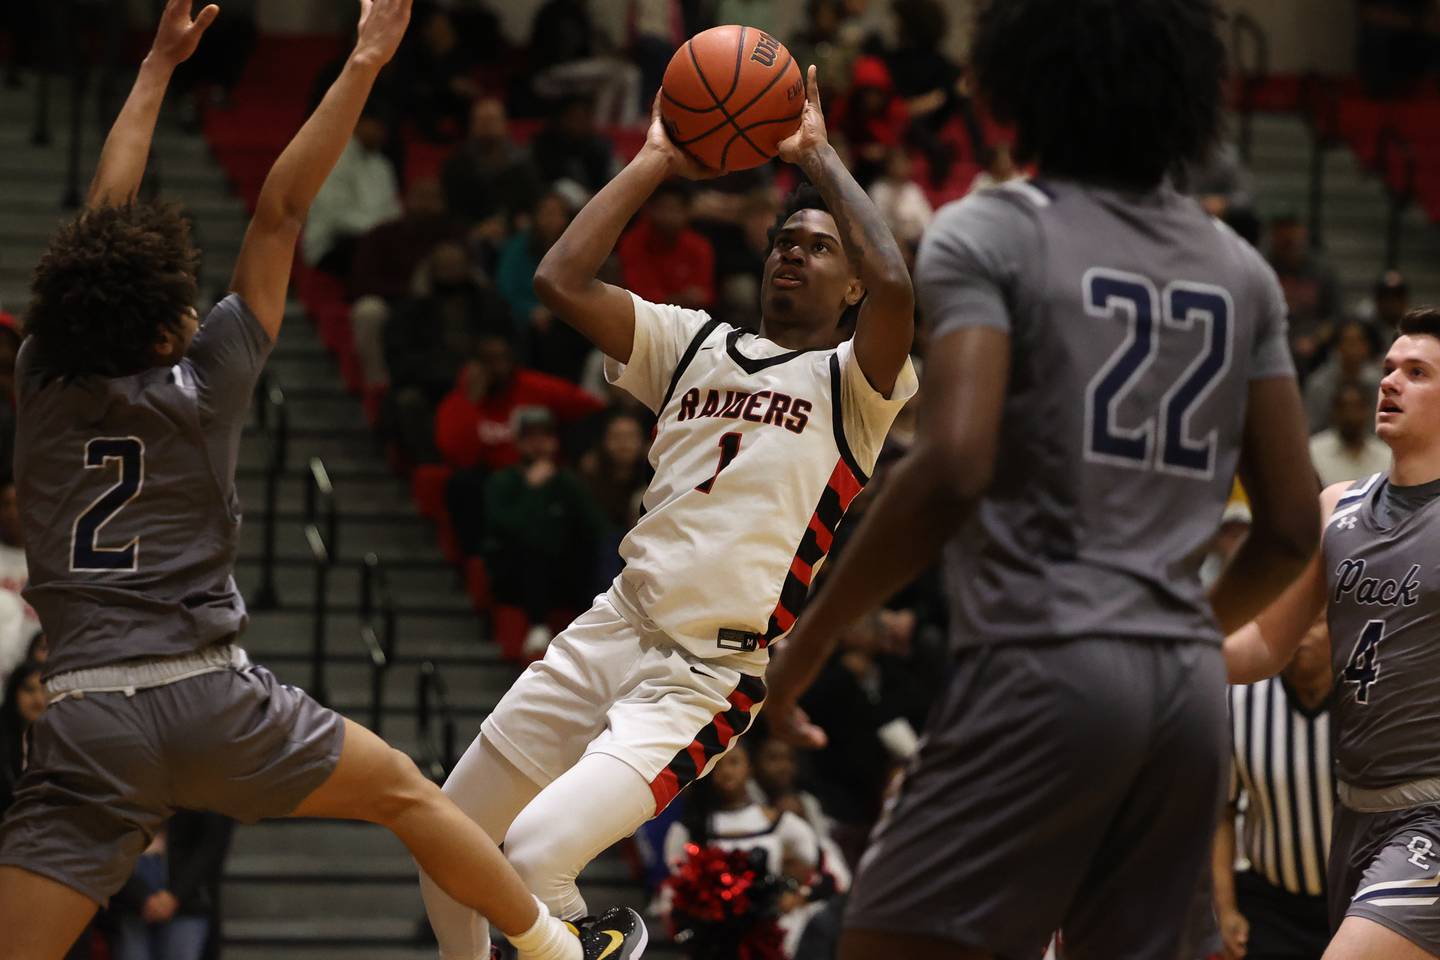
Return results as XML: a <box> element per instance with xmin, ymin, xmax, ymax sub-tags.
<box><xmin>365</xmin><ymin>746</ymin><xmax>438</xmax><ymax>827</ymax></box>
<box><xmin>505</xmin><ymin>807</ymin><xmax>577</xmax><ymax>891</ymax></box>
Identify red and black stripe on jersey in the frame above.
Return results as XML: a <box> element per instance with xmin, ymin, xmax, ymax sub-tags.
<box><xmin>761</xmin><ymin>460</ymin><xmax>863</xmax><ymax>645</ymax></box>
<box><xmin>761</xmin><ymin>353</ymin><xmax>870</xmax><ymax>647</ymax></box>
<box><xmin>649</xmin><ymin>673</ymin><xmax>767</xmax><ymax>811</ymax></box>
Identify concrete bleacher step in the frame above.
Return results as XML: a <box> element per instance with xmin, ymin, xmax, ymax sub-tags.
<box><xmin>234</xmin><ymin>559</ymin><xmax>465</xmax><ymax>611</ymax></box>
<box><xmin>1248</xmin><ymin>109</ymin><xmax>1440</xmax><ymax>307</ymax></box>
<box><xmin>243</xmin><ymin>610</ymin><xmax>488</xmax><ymax>656</ymax></box>
<box><xmin>236</xmin><ymin>476</ymin><xmax>416</xmax><ymax>519</ymax></box>
<box><xmin>237</xmin><ymin>516</ymin><xmax>444</xmax><ymax>569</ymax></box>
<box><xmin>262</xmin><ymin>657</ymin><xmax>514</xmax><ymax>708</ymax></box>
<box><xmin>222</xmin><ymin>821</ymin><xmax>658</xmax><ymax>936</ymax></box>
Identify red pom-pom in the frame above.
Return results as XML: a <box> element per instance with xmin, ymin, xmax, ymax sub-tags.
<box><xmin>665</xmin><ymin>845</ymin><xmax>786</xmax><ymax>959</ymax></box>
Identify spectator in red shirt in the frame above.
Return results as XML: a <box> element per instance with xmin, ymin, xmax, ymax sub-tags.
<box><xmin>434</xmin><ymin>334</ymin><xmax>605</xmax><ymax>471</ymax></box>
<box><xmin>617</xmin><ymin>182</ymin><xmax>715</xmax><ymax>309</ymax></box>
<box><xmin>832</xmin><ymin>55</ymin><xmax>909</xmax><ymax>188</ymax></box>
<box><xmin>436</xmin><ymin>335</ymin><xmax>606</xmax><ymax>556</ymax></box>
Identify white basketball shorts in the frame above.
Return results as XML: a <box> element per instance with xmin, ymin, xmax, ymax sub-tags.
<box><xmin>481</xmin><ymin>590</ymin><xmax>767</xmax><ymax>812</ymax></box>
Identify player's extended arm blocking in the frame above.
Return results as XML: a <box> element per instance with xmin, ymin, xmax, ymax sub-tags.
<box><xmin>87</xmin><ymin>0</ymin><xmax>218</xmax><ymax>209</ymax></box>
<box><xmin>230</xmin><ymin>0</ymin><xmax>412</xmax><ymax>342</ymax></box>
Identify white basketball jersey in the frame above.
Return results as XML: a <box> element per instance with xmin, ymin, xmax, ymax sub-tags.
<box><xmin>607</xmin><ymin>293</ymin><xmax>917</xmax><ymax>662</ymax></box>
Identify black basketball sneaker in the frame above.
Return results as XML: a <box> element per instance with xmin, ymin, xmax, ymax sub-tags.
<box><xmin>577</xmin><ymin>907</ymin><xmax>648</xmax><ymax>959</ymax></box>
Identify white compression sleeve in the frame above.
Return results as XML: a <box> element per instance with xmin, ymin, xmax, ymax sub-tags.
<box><xmin>503</xmin><ymin>752</ymin><xmax>657</xmax><ymax>922</ymax></box>
<box><xmin>421</xmin><ymin>734</ymin><xmax>544</xmax><ymax>960</ymax></box>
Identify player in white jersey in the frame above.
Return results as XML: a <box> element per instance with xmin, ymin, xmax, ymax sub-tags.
<box><xmin>420</xmin><ymin>70</ymin><xmax>918</xmax><ymax>959</ymax></box>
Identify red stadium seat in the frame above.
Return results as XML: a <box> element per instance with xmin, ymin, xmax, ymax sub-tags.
<box><xmin>410</xmin><ymin>464</ymin><xmax>455</xmax><ymax>521</ymax></box>
<box><xmin>464</xmin><ymin>556</ymin><xmax>493</xmax><ymax>612</ymax></box>
<box><xmin>362</xmin><ymin>385</ymin><xmax>388</xmax><ymax>427</ymax></box>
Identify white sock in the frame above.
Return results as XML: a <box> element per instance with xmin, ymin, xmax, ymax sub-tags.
<box><xmin>508</xmin><ymin>896</ymin><xmax>581</xmax><ymax>960</ymax></box>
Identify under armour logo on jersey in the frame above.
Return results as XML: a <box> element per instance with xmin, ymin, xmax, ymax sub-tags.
<box><xmin>1336</xmin><ymin>516</ymin><xmax>1358</xmax><ymax>530</ymax></box>
<box><xmin>1410</xmin><ymin>836</ymin><xmax>1435</xmax><ymax>869</ymax></box>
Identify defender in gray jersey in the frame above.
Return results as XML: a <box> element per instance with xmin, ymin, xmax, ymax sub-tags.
<box><xmin>0</xmin><ymin>4</ymin><xmax>643</xmax><ymax>960</ymax></box>
<box><xmin>765</xmin><ymin>2</ymin><xmax>1321</xmax><ymax>958</ymax></box>
<box><xmin>1227</xmin><ymin>308</ymin><xmax>1440</xmax><ymax>960</ymax></box>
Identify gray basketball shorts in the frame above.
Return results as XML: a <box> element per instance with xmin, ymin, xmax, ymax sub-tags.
<box><xmin>0</xmin><ymin>663</ymin><xmax>344</xmax><ymax>905</ymax></box>
<box><xmin>1329</xmin><ymin>803</ymin><xmax>1440</xmax><ymax>953</ymax></box>
<box><xmin>843</xmin><ymin>637</ymin><xmax>1228</xmax><ymax>960</ymax></box>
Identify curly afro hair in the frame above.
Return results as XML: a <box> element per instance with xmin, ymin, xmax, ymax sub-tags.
<box><xmin>27</xmin><ymin>202</ymin><xmax>200</xmax><ymax>378</ymax></box>
<box><xmin>971</xmin><ymin>0</ymin><xmax>1227</xmax><ymax>189</ymax></box>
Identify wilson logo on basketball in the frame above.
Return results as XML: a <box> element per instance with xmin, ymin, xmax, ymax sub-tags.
<box><xmin>750</xmin><ymin>34</ymin><xmax>780</xmax><ymax>67</ymax></box>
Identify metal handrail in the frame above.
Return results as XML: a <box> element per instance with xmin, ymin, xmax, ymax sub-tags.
<box><xmin>357</xmin><ymin>553</ymin><xmax>398</xmax><ymax>735</ymax></box>
<box><xmin>1375</xmin><ymin>126</ymin><xmax>1417</xmax><ymax>270</ymax></box>
<box><xmin>250</xmin><ymin>376</ymin><xmax>288</xmax><ymax>610</ymax></box>
<box><xmin>1230</xmin><ymin>12</ymin><xmax>1270</xmax><ymax>164</ymax></box>
<box><xmin>417</xmin><ymin>661</ymin><xmax>458</xmax><ymax>782</ymax></box>
<box><xmin>304</xmin><ymin>458</ymin><xmax>338</xmax><ymax>705</ymax></box>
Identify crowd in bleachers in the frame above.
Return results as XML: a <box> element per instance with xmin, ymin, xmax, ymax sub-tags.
<box><xmin>0</xmin><ymin>1</ymin><xmax>1434</xmax><ymax>958</ymax></box>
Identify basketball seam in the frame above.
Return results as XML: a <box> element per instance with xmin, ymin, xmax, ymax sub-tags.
<box><xmin>725</xmin><ymin>26</ymin><xmax>747</xmax><ymax>103</ymax></box>
<box><xmin>719</xmin><ymin>110</ymin><xmax>807</xmax><ymax>167</ymax></box>
<box><xmin>662</xmin><ymin>89</ymin><xmax>720</xmax><ymax>113</ymax></box>
<box><xmin>685</xmin><ymin>38</ymin><xmax>769</xmax><ymax>164</ymax></box>
<box><xmin>717</xmin><ymin>52</ymin><xmax>801</xmax><ymax>167</ymax></box>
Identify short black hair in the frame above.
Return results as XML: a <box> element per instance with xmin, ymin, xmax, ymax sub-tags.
<box><xmin>767</xmin><ymin>183</ymin><xmax>830</xmax><ymax>248</ymax></box>
<box><xmin>1398</xmin><ymin>307</ymin><xmax>1440</xmax><ymax>341</ymax></box>
<box><xmin>971</xmin><ymin>0</ymin><xmax>1226</xmax><ymax>189</ymax></box>
<box><xmin>767</xmin><ymin>183</ymin><xmax>862</xmax><ymax>329</ymax></box>
<box><xmin>27</xmin><ymin>203</ymin><xmax>199</xmax><ymax>379</ymax></box>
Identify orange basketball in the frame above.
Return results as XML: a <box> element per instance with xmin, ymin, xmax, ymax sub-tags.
<box><xmin>660</xmin><ymin>25</ymin><xmax>805</xmax><ymax>173</ymax></box>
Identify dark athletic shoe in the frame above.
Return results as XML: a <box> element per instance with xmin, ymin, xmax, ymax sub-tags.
<box><xmin>578</xmin><ymin>907</ymin><xmax>648</xmax><ymax>959</ymax></box>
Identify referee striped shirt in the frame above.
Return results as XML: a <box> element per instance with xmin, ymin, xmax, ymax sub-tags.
<box><xmin>1229</xmin><ymin>676</ymin><xmax>1333</xmax><ymax>897</ymax></box>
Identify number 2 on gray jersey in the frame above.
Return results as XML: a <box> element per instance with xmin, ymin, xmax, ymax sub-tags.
<box><xmin>70</xmin><ymin>436</ymin><xmax>144</xmax><ymax>572</ymax></box>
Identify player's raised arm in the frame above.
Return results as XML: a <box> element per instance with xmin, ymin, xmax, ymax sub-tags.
<box><xmin>87</xmin><ymin>0</ymin><xmax>218</xmax><ymax>208</ymax></box>
<box><xmin>229</xmin><ymin>0</ymin><xmax>411</xmax><ymax>341</ymax></box>
<box><xmin>1223</xmin><ymin>482</ymin><xmax>1346</xmax><ymax>683</ymax></box>
<box><xmin>533</xmin><ymin>96</ymin><xmax>715</xmax><ymax>363</ymax></box>
<box><xmin>778</xmin><ymin>66</ymin><xmax>914</xmax><ymax>395</ymax></box>
<box><xmin>765</xmin><ymin>323</ymin><xmax>1009</xmax><ymax>747</ymax></box>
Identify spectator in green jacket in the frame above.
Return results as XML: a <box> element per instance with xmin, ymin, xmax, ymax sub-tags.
<box><xmin>483</xmin><ymin>407</ymin><xmax>609</xmax><ymax>656</ymax></box>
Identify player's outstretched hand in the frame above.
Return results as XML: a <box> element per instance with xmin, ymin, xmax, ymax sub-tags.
<box><xmin>354</xmin><ymin>0</ymin><xmax>413</xmax><ymax>69</ymax></box>
<box><xmin>149</xmin><ymin>0</ymin><xmax>219</xmax><ymax>69</ymax></box>
<box><xmin>767</xmin><ymin>700</ymin><xmax>828</xmax><ymax>750</ymax></box>
<box><xmin>777</xmin><ymin>65</ymin><xmax>829</xmax><ymax>166</ymax></box>
<box><xmin>644</xmin><ymin>93</ymin><xmax>721</xmax><ymax>181</ymax></box>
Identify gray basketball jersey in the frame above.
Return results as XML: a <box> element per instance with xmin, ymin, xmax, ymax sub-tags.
<box><xmin>16</xmin><ymin>295</ymin><xmax>272</xmax><ymax>676</ymax></box>
<box><xmin>915</xmin><ymin>179</ymin><xmax>1294</xmax><ymax>647</ymax></box>
<box><xmin>1324</xmin><ymin>473</ymin><xmax>1440</xmax><ymax>789</ymax></box>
